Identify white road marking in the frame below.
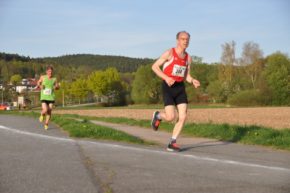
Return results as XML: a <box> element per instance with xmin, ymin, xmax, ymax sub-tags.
<box><xmin>0</xmin><ymin>125</ymin><xmax>74</xmax><ymax>143</ymax></box>
<box><xmin>1</xmin><ymin>124</ymin><xmax>290</xmax><ymax>173</ymax></box>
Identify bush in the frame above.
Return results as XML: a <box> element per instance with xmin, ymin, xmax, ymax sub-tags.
<box><xmin>131</xmin><ymin>64</ymin><xmax>162</xmax><ymax>104</ymax></box>
<box><xmin>227</xmin><ymin>89</ymin><xmax>265</xmax><ymax>106</ymax></box>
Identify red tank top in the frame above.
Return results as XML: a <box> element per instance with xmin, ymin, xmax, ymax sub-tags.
<box><xmin>163</xmin><ymin>48</ymin><xmax>189</xmax><ymax>82</ymax></box>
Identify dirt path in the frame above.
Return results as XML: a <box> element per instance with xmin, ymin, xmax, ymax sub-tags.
<box><xmin>55</xmin><ymin>107</ymin><xmax>290</xmax><ymax>129</ymax></box>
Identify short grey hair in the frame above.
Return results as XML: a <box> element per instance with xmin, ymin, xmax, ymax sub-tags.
<box><xmin>176</xmin><ymin>31</ymin><xmax>190</xmax><ymax>39</ymax></box>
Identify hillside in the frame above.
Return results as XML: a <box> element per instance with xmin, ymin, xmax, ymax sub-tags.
<box><xmin>0</xmin><ymin>52</ymin><xmax>31</xmax><ymax>62</ymax></box>
<box><xmin>0</xmin><ymin>52</ymin><xmax>154</xmax><ymax>73</ymax></box>
<box><xmin>40</xmin><ymin>54</ymin><xmax>154</xmax><ymax>72</ymax></box>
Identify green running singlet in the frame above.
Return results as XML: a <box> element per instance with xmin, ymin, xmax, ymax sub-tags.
<box><xmin>40</xmin><ymin>75</ymin><xmax>56</xmax><ymax>101</ymax></box>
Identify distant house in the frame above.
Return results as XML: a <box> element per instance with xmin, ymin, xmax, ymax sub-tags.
<box><xmin>16</xmin><ymin>78</ymin><xmax>38</xmax><ymax>93</ymax></box>
<box><xmin>16</xmin><ymin>85</ymin><xmax>27</xmax><ymax>93</ymax></box>
<box><xmin>15</xmin><ymin>78</ymin><xmax>40</xmax><ymax>109</ymax></box>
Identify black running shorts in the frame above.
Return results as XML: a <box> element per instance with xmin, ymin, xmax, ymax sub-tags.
<box><xmin>41</xmin><ymin>100</ymin><xmax>55</xmax><ymax>105</ymax></box>
<box><xmin>162</xmin><ymin>81</ymin><xmax>188</xmax><ymax>106</ymax></box>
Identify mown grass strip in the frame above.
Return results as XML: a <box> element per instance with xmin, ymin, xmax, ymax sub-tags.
<box><xmin>55</xmin><ymin>103</ymin><xmax>227</xmax><ymax>110</ymax></box>
<box><xmin>2</xmin><ymin>111</ymin><xmax>290</xmax><ymax>151</ymax></box>
<box><xmin>0</xmin><ymin>111</ymin><xmax>152</xmax><ymax>145</ymax></box>
<box><xmin>182</xmin><ymin>123</ymin><xmax>290</xmax><ymax>150</ymax></box>
<box><xmin>51</xmin><ymin>116</ymin><xmax>152</xmax><ymax>144</ymax></box>
<box><xmin>78</xmin><ymin>115</ymin><xmax>290</xmax><ymax>151</ymax></box>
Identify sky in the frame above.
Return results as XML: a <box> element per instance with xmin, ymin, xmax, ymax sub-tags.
<box><xmin>0</xmin><ymin>0</ymin><xmax>289</xmax><ymax>63</ymax></box>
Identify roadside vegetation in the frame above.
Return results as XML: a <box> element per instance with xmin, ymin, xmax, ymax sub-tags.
<box><xmin>0</xmin><ymin>111</ymin><xmax>153</xmax><ymax>145</ymax></box>
<box><xmin>79</xmin><ymin>115</ymin><xmax>290</xmax><ymax>151</ymax></box>
<box><xmin>1</xmin><ymin>110</ymin><xmax>289</xmax><ymax>151</ymax></box>
<box><xmin>54</xmin><ymin>103</ymin><xmax>227</xmax><ymax>110</ymax></box>
<box><xmin>52</xmin><ymin>116</ymin><xmax>154</xmax><ymax>145</ymax></box>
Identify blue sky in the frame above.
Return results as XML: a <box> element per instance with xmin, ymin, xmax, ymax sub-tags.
<box><xmin>0</xmin><ymin>0</ymin><xmax>289</xmax><ymax>63</ymax></box>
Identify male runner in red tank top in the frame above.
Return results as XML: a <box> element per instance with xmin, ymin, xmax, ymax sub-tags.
<box><xmin>151</xmin><ymin>31</ymin><xmax>200</xmax><ymax>152</ymax></box>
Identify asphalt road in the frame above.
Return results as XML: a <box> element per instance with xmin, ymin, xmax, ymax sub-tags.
<box><xmin>1</xmin><ymin>115</ymin><xmax>290</xmax><ymax>193</ymax></box>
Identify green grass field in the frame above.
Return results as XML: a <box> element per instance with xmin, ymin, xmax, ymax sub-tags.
<box><xmin>1</xmin><ymin>110</ymin><xmax>289</xmax><ymax>151</ymax></box>
<box><xmin>85</xmin><ymin>116</ymin><xmax>290</xmax><ymax>151</ymax></box>
<box><xmin>52</xmin><ymin>103</ymin><xmax>227</xmax><ymax>110</ymax></box>
<box><xmin>0</xmin><ymin>111</ymin><xmax>153</xmax><ymax>145</ymax></box>
<box><xmin>52</xmin><ymin>116</ymin><xmax>154</xmax><ymax>145</ymax></box>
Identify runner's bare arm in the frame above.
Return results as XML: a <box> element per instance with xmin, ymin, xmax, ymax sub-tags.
<box><xmin>186</xmin><ymin>56</ymin><xmax>200</xmax><ymax>88</ymax></box>
<box><xmin>54</xmin><ymin>79</ymin><xmax>60</xmax><ymax>90</ymax></box>
<box><xmin>152</xmin><ymin>49</ymin><xmax>175</xmax><ymax>86</ymax></box>
<box><xmin>36</xmin><ymin>76</ymin><xmax>44</xmax><ymax>89</ymax></box>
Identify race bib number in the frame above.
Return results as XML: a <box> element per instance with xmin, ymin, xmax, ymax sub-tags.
<box><xmin>43</xmin><ymin>88</ymin><xmax>52</xmax><ymax>95</ymax></box>
<box><xmin>172</xmin><ymin>65</ymin><xmax>186</xmax><ymax>77</ymax></box>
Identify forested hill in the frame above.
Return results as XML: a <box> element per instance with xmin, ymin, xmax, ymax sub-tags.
<box><xmin>0</xmin><ymin>52</ymin><xmax>31</xmax><ymax>62</ymax></box>
<box><xmin>0</xmin><ymin>52</ymin><xmax>155</xmax><ymax>73</ymax></box>
<box><xmin>41</xmin><ymin>54</ymin><xmax>154</xmax><ymax>72</ymax></box>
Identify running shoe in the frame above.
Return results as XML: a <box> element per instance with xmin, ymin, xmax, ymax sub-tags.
<box><xmin>167</xmin><ymin>142</ymin><xmax>181</xmax><ymax>152</ymax></box>
<box><xmin>39</xmin><ymin>115</ymin><xmax>44</xmax><ymax>122</ymax></box>
<box><xmin>44</xmin><ymin>124</ymin><xmax>48</xmax><ymax>130</ymax></box>
<box><xmin>151</xmin><ymin>111</ymin><xmax>161</xmax><ymax>131</ymax></box>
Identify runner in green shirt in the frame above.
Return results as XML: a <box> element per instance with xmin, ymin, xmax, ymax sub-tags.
<box><xmin>36</xmin><ymin>65</ymin><xmax>60</xmax><ymax>130</ymax></box>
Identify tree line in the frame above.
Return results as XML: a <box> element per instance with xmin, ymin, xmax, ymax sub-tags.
<box><xmin>0</xmin><ymin>41</ymin><xmax>289</xmax><ymax>106</ymax></box>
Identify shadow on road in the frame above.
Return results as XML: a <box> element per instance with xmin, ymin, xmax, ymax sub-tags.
<box><xmin>180</xmin><ymin>140</ymin><xmax>232</xmax><ymax>152</ymax></box>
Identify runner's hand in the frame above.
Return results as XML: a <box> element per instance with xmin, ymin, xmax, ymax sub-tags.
<box><xmin>192</xmin><ymin>79</ymin><xmax>200</xmax><ymax>88</ymax></box>
<box><xmin>165</xmin><ymin>77</ymin><xmax>175</xmax><ymax>87</ymax></box>
<box><xmin>34</xmin><ymin>85</ymin><xmax>44</xmax><ymax>90</ymax></box>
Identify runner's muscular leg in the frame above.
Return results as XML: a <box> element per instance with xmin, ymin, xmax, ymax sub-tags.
<box><xmin>41</xmin><ymin>103</ymin><xmax>48</xmax><ymax>115</ymax></box>
<box><xmin>172</xmin><ymin>103</ymin><xmax>187</xmax><ymax>139</ymax></box>
<box><xmin>159</xmin><ymin>105</ymin><xmax>175</xmax><ymax>122</ymax></box>
<box><xmin>45</xmin><ymin>103</ymin><xmax>53</xmax><ymax>125</ymax></box>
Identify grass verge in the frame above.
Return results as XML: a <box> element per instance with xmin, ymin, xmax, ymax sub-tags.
<box><xmin>62</xmin><ymin>115</ymin><xmax>290</xmax><ymax>151</ymax></box>
<box><xmin>52</xmin><ymin>116</ymin><xmax>152</xmax><ymax>145</ymax></box>
<box><xmin>54</xmin><ymin>103</ymin><xmax>227</xmax><ymax>110</ymax></box>
<box><xmin>2</xmin><ymin>111</ymin><xmax>290</xmax><ymax>151</ymax></box>
<box><xmin>0</xmin><ymin>111</ymin><xmax>152</xmax><ymax>145</ymax></box>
